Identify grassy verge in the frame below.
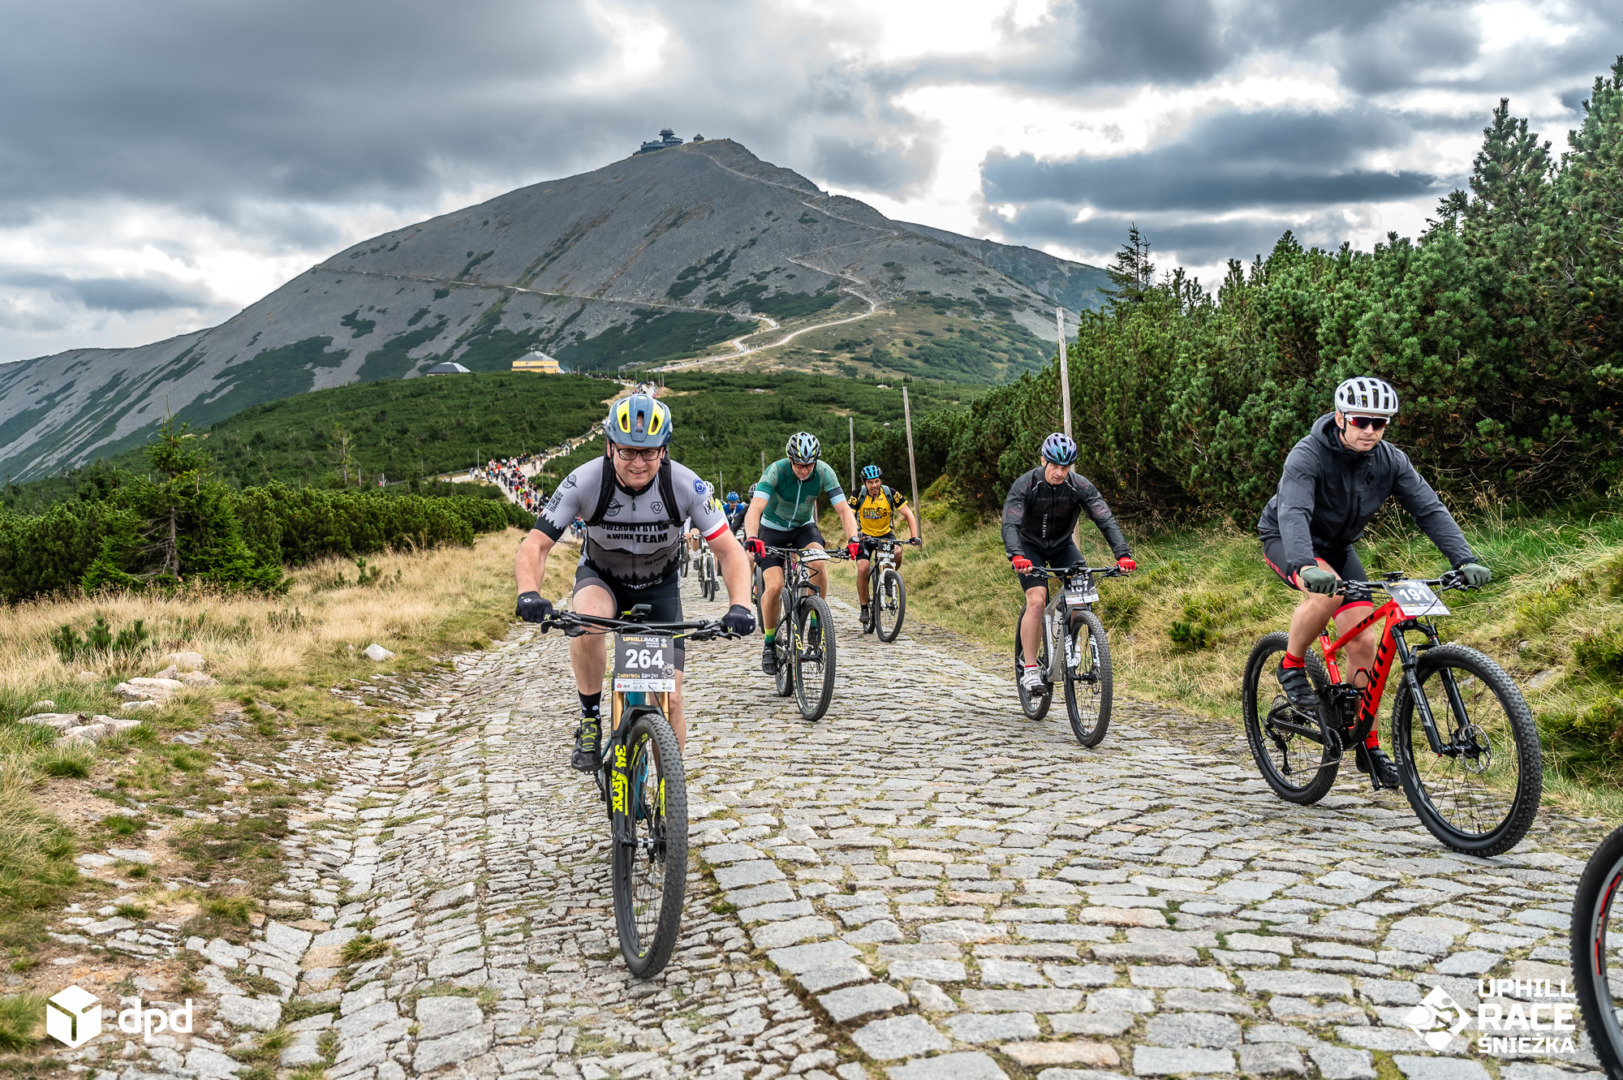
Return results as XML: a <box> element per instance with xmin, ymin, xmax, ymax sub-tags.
<box><xmin>0</xmin><ymin>527</ymin><xmax>571</xmax><ymax>1054</ymax></box>
<box><xmin>822</xmin><ymin>494</ymin><xmax>1623</xmax><ymax>817</ymax></box>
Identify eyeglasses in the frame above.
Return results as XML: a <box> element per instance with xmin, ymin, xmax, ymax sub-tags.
<box><xmin>613</xmin><ymin>446</ymin><xmax>663</xmax><ymax>461</ymax></box>
<box><xmin>1347</xmin><ymin>416</ymin><xmax>1390</xmax><ymax>431</ymax></box>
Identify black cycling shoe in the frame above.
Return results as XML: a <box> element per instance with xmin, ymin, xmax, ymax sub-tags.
<box><xmin>1275</xmin><ymin>660</ymin><xmax>1320</xmax><ymax>713</ymax></box>
<box><xmin>1355</xmin><ymin>744</ymin><xmax>1401</xmax><ymax>789</ymax></box>
<box><xmin>761</xmin><ymin>641</ymin><xmax>779</xmax><ymax>675</ymax></box>
<box><xmin>570</xmin><ymin>716</ymin><xmax>601</xmax><ymax>773</ymax></box>
<box><xmin>861</xmin><ymin>606</ymin><xmax>874</xmax><ymax>634</ymax></box>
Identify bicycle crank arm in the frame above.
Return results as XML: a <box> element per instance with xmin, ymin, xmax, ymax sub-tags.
<box><xmin>1266</xmin><ymin>717</ymin><xmax>1328</xmax><ymax>743</ymax></box>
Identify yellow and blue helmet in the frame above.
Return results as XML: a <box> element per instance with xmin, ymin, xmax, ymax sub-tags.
<box><xmin>606</xmin><ymin>393</ymin><xmax>672</xmax><ymax>447</ymax></box>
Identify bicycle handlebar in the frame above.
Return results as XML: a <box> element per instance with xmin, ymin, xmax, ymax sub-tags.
<box><xmin>541</xmin><ymin>610</ymin><xmax>740</xmax><ymax>641</ymax></box>
<box><xmin>1342</xmin><ymin>569</ymin><xmax>1472</xmax><ymax>593</ymax></box>
<box><xmin>1015</xmin><ymin>563</ymin><xmax>1125</xmax><ymax>579</ymax></box>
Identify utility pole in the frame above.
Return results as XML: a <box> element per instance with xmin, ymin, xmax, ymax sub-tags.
<box><xmin>902</xmin><ymin>386</ymin><xmax>921</xmax><ymax>545</ymax></box>
<box><xmin>848</xmin><ymin>416</ymin><xmax>856</xmax><ymax>490</ymax></box>
<box><xmin>1057</xmin><ymin>306</ymin><xmax>1072</xmax><ymax>439</ymax></box>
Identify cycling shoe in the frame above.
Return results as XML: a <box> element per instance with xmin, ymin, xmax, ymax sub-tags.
<box><xmin>1275</xmin><ymin>660</ymin><xmax>1320</xmax><ymax>713</ymax></box>
<box><xmin>571</xmin><ymin>716</ymin><xmax>602</xmax><ymax>773</ymax></box>
<box><xmin>1355</xmin><ymin>744</ymin><xmax>1401</xmax><ymax>789</ymax></box>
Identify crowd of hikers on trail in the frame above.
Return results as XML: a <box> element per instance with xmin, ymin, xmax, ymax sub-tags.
<box><xmin>474</xmin><ymin>456</ymin><xmax>546</xmax><ymax>514</ymax></box>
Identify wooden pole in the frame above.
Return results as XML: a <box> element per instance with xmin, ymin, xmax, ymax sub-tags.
<box><xmin>1057</xmin><ymin>306</ymin><xmax>1072</xmax><ymax>440</ymax></box>
<box><xmin>848</xmin><ymin>416</ymin><xmax>856</xmax><ymax>490</ymax></box>
<box><xmin>902</xmin><ymin>386</ymin><xmax>922</xmax><ymax>545</ymax></box>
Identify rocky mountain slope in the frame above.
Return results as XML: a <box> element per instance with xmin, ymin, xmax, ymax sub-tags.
<box><xmin>0</xmin><ymin>139</ymin><xmax>1107</xmax><ymax>481</ymax></box>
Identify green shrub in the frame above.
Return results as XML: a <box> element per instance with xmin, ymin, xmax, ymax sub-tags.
<box><xmin>1574</xmin><ymin>626</ymin><xmax>1623</xmax><ymax>681</ymax></box>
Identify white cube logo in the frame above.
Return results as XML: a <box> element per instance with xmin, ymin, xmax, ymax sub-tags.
<box><xmin>46</xmin><ymin>985</ymin><xmax>101</xmax><ymax>1048</ymax></box>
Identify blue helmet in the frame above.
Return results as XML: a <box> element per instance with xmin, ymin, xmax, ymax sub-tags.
<box><xmin>861</xmin><ymin>465</ymin><xmax>882</xmax><ymax>481</ymax></box>
<box><xmin>1041</xmin><ymin>432</ymin><xmax>1077</xmax><ymax>466</ymax></box>
<box><xmin>606</xmin><ymin>393</ymin><xmax>671</xmax><ymax>447</ymax></box>
<box><xmin>725</xmin><ymin>491</ymin><xmax>740</xmax><ymax>503</ymax></box>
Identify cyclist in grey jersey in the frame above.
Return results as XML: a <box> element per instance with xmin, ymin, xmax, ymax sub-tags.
<box><xmin>515</xmin><ymin>393</ymin><xmax>754</xmax><ymax>771</ymax></box>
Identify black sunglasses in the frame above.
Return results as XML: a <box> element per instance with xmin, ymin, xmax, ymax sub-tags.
<box><xmin>1347</xmin><ymin>416</ymin><xmax>1389</xmax><ymax>431</ymax></box>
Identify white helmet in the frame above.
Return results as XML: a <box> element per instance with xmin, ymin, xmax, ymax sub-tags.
<box><xmin>1334</xmin><ymin>376</ymin><xmax>1399</xmax><ymax>418</ymax></box>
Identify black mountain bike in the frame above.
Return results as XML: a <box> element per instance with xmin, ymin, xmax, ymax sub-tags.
<box><xmin>543</xmin><ymin>608</ymin><xmax>737</xmax><ymax>976</ymax></box>
<box><xmin>762</xmin><ymin>544</ymin><xmax>836</xmax><ymax>722</ymax></box>
<box><xmin>1013</xmin><ymin>564</ymin><xmax>1120</xmax><ymax>747</ymax></box>
<box><xmin>859</xmin><ymin>537</ymin><xmax>921</xmax><ymax>642</ymax></box>
<box><xmin>1241</xmin><ymin>571</ymin><xmax>1540</xmax><ymax>855</ymax></box>
<box><xmin>1573</xmin><ymin>825</ymin><xmax>1623</xmax><ymax>1078</ymax></box>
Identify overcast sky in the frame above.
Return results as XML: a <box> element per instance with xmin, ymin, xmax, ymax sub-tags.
<box><xmin>1</xmin><ymin>0</ymin><xmax>1618</xmax><ymax>363</ymax></box>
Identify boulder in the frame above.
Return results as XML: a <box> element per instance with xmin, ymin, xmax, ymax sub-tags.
<box><xmin>182</xmin><ymin>671</ymin><xmax>218</xmax><ymax>687</ymax></box>
<box><xmin>62</xmin><ymin>723</ymin><xmax>111</xmax><ymax>742</ymax></box>
<box><xmin>99</xmin><ymin>716</ymin><xmax>144</xmax><ymax>734</ymax></box>
<box><xmin>25</xmin><ymin>713</ymin><xmax>84</xmax><ymax>731</ymax></box>
<box><xmin>122</xmin><ymin>700</ymin><xmax>161</xmax><ymax>712</ymax></box>
<box><xmin>116</xmin><ymin>677</ymin><xmax>184</xmax><ymax>701</ymax></box>
<box><xmin>363</xmin><ymin>644</ymin><xmax>396</xmax><ymax>662</ymax></box>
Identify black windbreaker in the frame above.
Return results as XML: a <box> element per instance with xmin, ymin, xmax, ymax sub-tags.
<box><xmin>1001</xmin><ymin>467</ymin><xmax>1130</xmax><ymax>559</ymax></box>
<box><xmin>1258</xmin><ymin>414</ymin><xmax>1475</xmax><ymax>574</ymax></box>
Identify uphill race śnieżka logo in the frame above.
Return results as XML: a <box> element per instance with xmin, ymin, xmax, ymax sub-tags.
<box><xmin>1404</xmin><ymin>987</ymin><xmax>1472</xmax><ymax>1050</ymax></box>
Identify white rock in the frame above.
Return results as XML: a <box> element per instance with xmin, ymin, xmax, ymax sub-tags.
<box><xmin>100</xmin><ymin>716</ymin><xmax>144</xmax><ymax>734</ymax></box>
<box><xmin>217</xmin><ymin>994</ymin><xmax>281</xmax><ymax>1031</ymax></box>
<box><xmin>182</xmin><ymin>671</ymin><xmax>218</xmax><ymax>687</ymax></box>
<box><xmin>163</xmin><ymin>651</ymin><xmax>207</xmax><ymax>672</ymax></box>
<box><xmin>121</xmin><ymin>700</ymin><xmax>161</xmax><ymax>712</ymax></box>
<box><xmin>75</xmin><ymin>670</ymin><xmax>98</xmax><ymax>682</ymax></box>
<box><xmin>29</xmin><ymin>699</ymin><xmax>55</xmax><ymax>712</ymax></box>
<box><xmin>26</xmin><ymin>713</ymin><xmax>84</xmax><ymax>730</ymax></box>
<box><xmin>62</xmin><ymin>723</ymin><xmax>110</xmax><ymax>742</ymax></box>
<box><xmin>116</xmin><ymin>679</ymin><xmax>181</xmax><ymax>701</ymax></box>
<box><xmin>155</xmin><ymin>666</ymin><xmax>179</xmax><ymax>680</ymax></box>
<box><xmin>363</xmin><ymin>644</ymin><xmax>396</xmax><ymax>662</ymax></box>
<box><xmin>107</xmin><ymin>848</ymin><xmax>155</xmax><ymax>864</ymax></box>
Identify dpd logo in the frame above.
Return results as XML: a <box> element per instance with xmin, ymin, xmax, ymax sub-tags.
<box><xmin>46</xmin><ymin>986</ymin><xmax>101</xmax><ymax>1048</ymax></box>
<box><xmin>1403</xmin><ymin>987</ymin><xmax>1471</xmax><ymax>1050</ymax></box>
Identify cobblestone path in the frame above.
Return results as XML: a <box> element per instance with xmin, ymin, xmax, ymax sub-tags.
<box><xmin>152</xmin><ymin>577</ymin><xmax>1612</xmax><ymax>1080</ymax></box>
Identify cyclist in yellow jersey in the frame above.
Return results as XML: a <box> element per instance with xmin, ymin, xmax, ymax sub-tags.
<box><xmin>852</xmin><ymin>465</ymin><xmax>920</xmax><ymax>632</ymax></box>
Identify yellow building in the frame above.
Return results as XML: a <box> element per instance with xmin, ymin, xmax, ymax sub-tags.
<box><xmin>512</xmin><ymin>350</ymin><xmax>562</xmax><ymax>374</ymax></box>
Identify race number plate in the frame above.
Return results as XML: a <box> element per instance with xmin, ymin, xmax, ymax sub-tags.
<box><xmin>613</xmin><ymin>633</ymin><xmax>677</xmax><ymax>692</ymax></box>
<box><xmin>1066</xmin><ymin>580</ymin><xmax>1100</xmax><ymax>605</ymax></box>
<box><xmin>1389</xmin><ymin>580</ymin><xmax>1450</xmax><ymax>618</ymax></box>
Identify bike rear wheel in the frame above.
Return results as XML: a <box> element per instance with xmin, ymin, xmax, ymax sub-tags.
<box><xmin>792</xmin><ymin>595</ymin><xmax>836</xmax><ymax>721</ymax></box>
<box><xmin>875</xmin><ymin>568</ymin><xmax>906</xmax><ymax>642</ymax></box>
<box><xmin>1014</xmin><ymin>615</ymin><xmax>1051</xmax><ymax>721</ymax></box>
<box><xmin>1390</xmin><ymin>643</ymin><xmax>1541</xmax><ymax>855</ymax></box>
<box><xmin>1572</xmin><ymin>824</ymin><xmax>1623</xmax><ymax>1078</ymax></box>
<box><xmin>1242</xmin><ymin>632</ymin><xmax>1338</xmax><ymax>804</ymax></box>
<box><xmin>1064</xmin><ymin>610</ymin><xmax>1112</xmax><ymax>747</ymax></box>
<box><xmin>773</xmin><ymin>600</ymin><xmax>795</xmax><ymax>697</ymax></box>
<box><xmin>610</xmin><ymin>710</ymin><xmax>689</xmax><ymax>978</ymax></box>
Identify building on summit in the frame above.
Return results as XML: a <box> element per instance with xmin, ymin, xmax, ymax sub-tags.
<box><xmin>635</xmin><ymin>129</ymin><xmax>683</xmax><ymax>155</ymax></box>
<box><xmin>512</xmin><ymin>350</ymin><xmax>563</xmax><ymax>374</ymax></box>
<box><xmin>423</xmin><ymin>361</ymin><xmax>471</xmax><ymax>376</ymax></box>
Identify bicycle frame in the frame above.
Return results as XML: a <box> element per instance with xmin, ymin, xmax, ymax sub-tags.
<box><xmin>1315</xmin><ymin>581</ymin><xmax>1457</xmax><ymax>756</ymax></box>
<box><xmin>1025</xmin><ymin>565</ymin><xmax>1117</xmax><ymax>683</ymax></box>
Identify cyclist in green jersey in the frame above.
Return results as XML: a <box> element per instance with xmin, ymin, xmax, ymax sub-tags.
<box><xmin>743</xmin><ymin>432</ymin><xmax>861</xmax><ymax>675</ymax></box>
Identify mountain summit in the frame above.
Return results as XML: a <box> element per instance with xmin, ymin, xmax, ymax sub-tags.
<box><xmin>0</xmin><ymin>139</ymin><xmax>1107</xmax><ymax>480</ymax></box>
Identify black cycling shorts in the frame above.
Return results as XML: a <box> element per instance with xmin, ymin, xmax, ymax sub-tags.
<box><xmin>1012</xmin><ymin>536</ymin><xmax>1083</xmax><ymax>593</ymax></box>
<box><xmin>756</xmin><ymin>522</ymin><xmax>825</xmax><ymax>573</ymax></box>
<box><xmin>1261</xmin><ymin>538</ymin><xmax>1371</xmax><ymax>608</ymax></box>
<box><xmin>573</xmin><ymin>564</ymin><xmax>686</xmax><ymax>669</ymax></box>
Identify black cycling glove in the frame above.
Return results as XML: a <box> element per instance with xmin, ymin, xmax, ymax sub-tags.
<box><xmin>516</xmin><ymin>592</ymin><xmax>553</xmax><ymax>624</ymax></box>
<box><xmin>720</xmin><ymin>604</ymin><xmax>756</xmax><ymax>636</ymax></box>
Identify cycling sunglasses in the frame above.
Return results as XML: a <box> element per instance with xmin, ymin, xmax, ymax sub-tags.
<box><xmin>1346</xmin><ymin>415</ymin><xmax>1390</xmax><ymax>431</ymax></box>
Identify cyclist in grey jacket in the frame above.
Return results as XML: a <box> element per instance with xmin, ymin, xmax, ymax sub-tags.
<box><xmin>1258</xmin><ymin>377</ymin><xmax>1492</xmax><ymax>787</ymax></box>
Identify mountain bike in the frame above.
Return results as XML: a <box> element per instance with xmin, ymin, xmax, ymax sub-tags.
<box><xmin>543</xmin><ymin>608</ymin><xmax>737</xmax><ymax>976</ymax></box>
<box><xmin>1012</xmin><ymin>564</ymin><xmax>1120</xmax><ymax>747</ymax></box>
<box><xmin>741</xmin><ymin>529</ymin><xmax>766</xmax><ymax>633</ymax></box>
<box><xmin>1241</xmin><ymin>571</ymin><xmax>1540</xmax><ymax>856</ymax></box>
<box><xmin>695</xmin><ymin>543</ymin><xmax>718</xmax><ymax>601</ymax></box>
<box><xmin>1572</xmin><ymin>824</ymin><xmax>1623</xmax><ymax>1078</ymax></box>
<box><xmin>859</xmin><ymin>537</ymin><xmax>921</xmax><ymax>642</ymax></box>
<box><xmin>762</xmin><ymin>544</ymin><xmax>836</xmax><ymax>722</ymax></box>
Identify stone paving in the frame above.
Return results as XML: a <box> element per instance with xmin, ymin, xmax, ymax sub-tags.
<box><xmin>91</xmin><ymin>574</ymin><xmax>1614</xmax><ymax>1080</ymax></box>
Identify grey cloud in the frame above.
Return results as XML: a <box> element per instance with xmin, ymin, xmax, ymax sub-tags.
<box><xmin>812</xmin><ymin>134</ymin><xmax>938</xmax><ymax>196</ymax></box>
<box><xmin>983</xmin><ymin>107</ymin><xmax>1444</xmax><ymax>213</ymax></box>
<box><xmin>1</xmin><ymin>271</ymin><xmax>216</xmax><ymax>312</ymax></box>
<box><xmin>1065</xmin><ymin>0</ymin><xmax>1228</xmax><ymax>85</ymax></box>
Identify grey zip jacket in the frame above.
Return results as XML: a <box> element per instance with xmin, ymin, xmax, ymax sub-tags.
<box><xmin>1002</xmin><ymin>467</ymin><xmax>1130</xmax><ymax>559</ymax></box>
<box><xmin>1258</xmin><ymin>414</ymin><xmax>1475</xmax><ymax>575</ymax></box>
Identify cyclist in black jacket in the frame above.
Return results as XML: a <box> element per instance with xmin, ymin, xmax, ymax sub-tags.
<box><xmin>1258</xmin><ymin>376</ymin><xmax>1492</xmax><ymax>787</ymax></box>
<box><xmin>1004</xmin><ymin>433</ymin><xmax>1136</xmax><ymax>695</ymax></box>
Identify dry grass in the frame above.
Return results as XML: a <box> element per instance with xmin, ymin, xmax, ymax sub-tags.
<box><xmin>0</xmin><ymin>526</ymin><xmax>571</xmax><ymax>968</ymax></box>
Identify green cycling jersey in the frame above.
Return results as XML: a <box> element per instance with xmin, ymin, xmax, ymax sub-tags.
<box><xmin>753</xmin><ymin>458</ymin><xmax>847</xmax><ymax>530</ymax></box>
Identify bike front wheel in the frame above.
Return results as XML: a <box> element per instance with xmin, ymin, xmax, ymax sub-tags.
<box><xmin>1390</xmin><ymin>643</ymin><xmax>1541</xmax><ymax>856</ymax></box>
<box><xmin>1014</xmin><ymin>615</ymin><xmax>1051</xmax><ymax>721</ymax></box>
<box><xmin>792</xmin><ymin>595</ymin><xmax>836</xmax><ymax>721</ymax></box>
<box><xmin>875</xmin><ymin>568</ymin><xmax>906</xmax><ymax>642</ymax></box>
<box><xmin>773</xmin><ymin>600</ymin><xmax>795</xmax><ymax>697</ymax></box>
<box><xmin>752</xmin><ymin>565</ymin><xmax>766</xmax><ymax>638</ymax></box>
<box><xmin>610</xmin><ymin>710</ymin><xmax>689</xmax><ymax>978</ymax></box>
<box><xmin>1242</xmin><ymin>632</ymin><xmax>1338</xmax><ymax>804</ymax></box>
<box><xmin>1063</xmin><ymin>610</ymin><xmax>1112</xmax><ymax>747</ymax></box>
<box><xmin>1572</xmin><ymin>824</ymin><xmax>1623</xmax><ymax>1078</ymax></box>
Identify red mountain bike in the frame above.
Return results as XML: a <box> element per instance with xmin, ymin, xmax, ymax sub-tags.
<box><xmin>1242</xmin><ymin>570</ymin><xmax>1541</xmax><ymax>856</ymax></box>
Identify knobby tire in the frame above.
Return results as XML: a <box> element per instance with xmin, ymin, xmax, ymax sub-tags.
<box><xmin>1572</xmin><ymin>824</ymin><xmax>1623</xmax><ymax>1079</ymax></box>
<box><xmin>876</xmin><ymin>568</ymin><xmax>906</xmax><ymax>642</ymax></box>
<box><xmin>1242</xmin><ymin>632</ymin><xmax>1338</xmax><ymax>804</ymax></box>
<box><xmin>610</xmin><ymin>710</ymin><xmax>688</xmax><ymax>978</ymax></box>
<box><xmin>1014</xmin><ymin>616</ymin><xmax>1052</xmax><ymax>721</ymax></box>
<box><xmin>1064</xmin><ymin>609</ymin><xmax>1112</xmax><ymax>747</ymax></box>
<box><xmin>793</xmin><ymin>595</ymin><xmax>836</xmax><ymax>721</ymax></box>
